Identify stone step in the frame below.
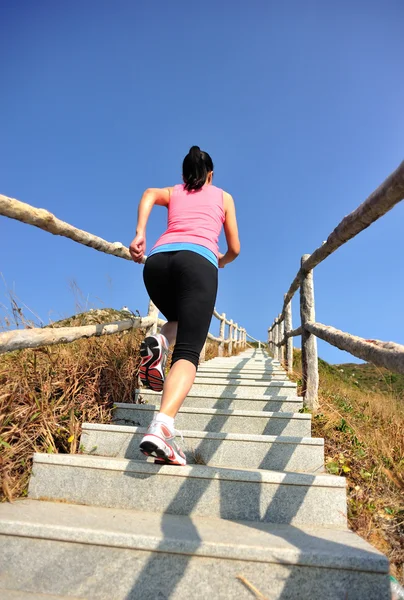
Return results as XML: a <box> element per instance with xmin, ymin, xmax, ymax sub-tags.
<box><xmin>1</xmin><ymin>591</ymin><xmax>76</xmax><ymax>599</ymax></box>
<box><xmin>187</xmin><ymin>380</ymin><xmax>298</xmax><ymax>399</ymax></box>
<box><xmin>201</xmin><ymin>359</ymin><xmax>282</xmax><ymax>366</ymax></box>
<box><xmin>28</xmin><ymin>454</ymin><xmax>344</xmax><ymax>527</ymax></box>
<box><xmin>195</xmin><ymin>371</ymin><xmax>289</xmax><ymax>381</ymax></box>
<box><xmin>198</xmin><ymin>361</ymin><xmax>286</xmax><ymax>373</ymax></box>
<box><xmin>206</xmin><ymin>359</ymin><xmax>277</xmax><ymax>367</ymax></box>
<box><xmin>136</xmin><ymin>389</ymin><xmax>303</xmax><ymax>412</ymax></box>
<box><xmin>206</xmin><ymin>356</ymin><xmax>274</xmax><ymax>362</ymax></box>
<box><xmin>112</xmin><ymin>404</ymin><xmax>311</xmax><ymax>437</ymax></box>
<box><xmin>0</xmin><ymin>500</ymin><xmax>390</xmax><ymax>600</ymax></box>
<box><xmin>80</xmin><ymin>423</ymin><xmax>323</xmax><ymax>472</ymax></box>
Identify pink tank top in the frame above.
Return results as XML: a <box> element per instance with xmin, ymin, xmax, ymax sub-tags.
<box><xmin>152</xmin><ymin>184</ymin><xmax>225</xmax><ymax>257</ymax></box>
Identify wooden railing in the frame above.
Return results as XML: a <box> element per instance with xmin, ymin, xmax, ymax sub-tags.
<box><xmin>0</xmin><ymin>194</ymin><xmax>259</xmax><ymax>357</ymax></box>
<box><xmin>268</xmin><ymin>160</ymin><xmax>404</xmax><ymax>409</ymax></box>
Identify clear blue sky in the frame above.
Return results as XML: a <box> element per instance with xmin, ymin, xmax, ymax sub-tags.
<box><xmin>1</xmin><ymin>0</ymin><xmax>403</xmax><ymax>364</ymax></box>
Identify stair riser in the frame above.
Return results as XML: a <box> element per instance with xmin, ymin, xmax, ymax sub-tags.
<box><xmin>80</xmin><ymin>428</ymin><xmax>324</xmax><ymax>472</ymax></box>
<box><xmin>28</xmin><ymin>463</ymin><xmax>345</xmax><ymax>527</ymax></box>
<box><xmin>0</xmin><ymin>536</ymin><xmax>390</xmax><ymax>600</ymax></box>
<box><xmin>195</xmin><ymin>374</ymin><xmax>289</xmax><ymax>381</ymax></box>
<box><xmin>136</xmin><ymin>393</ymin><xmax>303</xmax><ymax>412</ymax></box>
<box><xmin>112</xmin><ymin>407</ymin><xmax>311</xmax><ymax>437</ymax></box>
<box><xmin>189</xmin><ymin>383</ymin><xmax>297</xmax><ymax>398</ymax></box>
<box><xmin>198</xmin><ymin>366</ymin><xmax>285</xmax><ymax>371</ymax></box>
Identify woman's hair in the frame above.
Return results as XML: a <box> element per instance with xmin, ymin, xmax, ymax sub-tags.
<box><xmin>182</xmin><ymin>146</ymin><xmax>214</xmax><ymax>191</ymax></box>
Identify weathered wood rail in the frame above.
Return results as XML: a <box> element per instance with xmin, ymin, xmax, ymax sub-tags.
<box><xmin>0</xmin><ymin>194</ymin><xmax>258</xmax><ymax>357</ymax></box>
<box><xmin>268</xmin><ymin>160</ymin><xmax>404</xmax><ymax>409</ymax></box>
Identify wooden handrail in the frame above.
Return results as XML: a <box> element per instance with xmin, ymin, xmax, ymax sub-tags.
<box><xmin>1</xmin><ymin>195</ymin><xmax>256</xmax><ymax>356</ymax></box>
<box><xmin>277</xmin><ymin>160</ymin><xmax>404</xmax><ymax>321</ymax></box>
<box><xmin>268</xmin><ymin>160</ymin><xmax>404</xmax><ymax>408</ymax></box>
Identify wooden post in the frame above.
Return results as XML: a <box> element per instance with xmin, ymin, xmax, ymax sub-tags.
<box><xmin>284</xmin><ymin>295</ymin><xmax>293</xmax><ymax>374</ymax></box>
<box><xmin>273</xmin><ymin>319</ymin><xmax>279</xmax><ymax>360</ymax></box>
<box><xmin>218</xmin><ymin>313</ymin><xmax>226</xmax><ymax>357</ymax></box>
<box><xmin>145</xmin><ymin>299</ymin><xmax>159</xmax><ymax>336</ymax></box>
<box><xmin>234</xmin><ymin>323</ymin><xmax>239</xmax><ymax>350</ymax></box>
<box><xmin>268</xmin><ymin>326</ymin><xmax>273</xmax><ymax>355</ymax></box>
<box><xmin>228</xmin><ymin>319</ymin><xmax>233</xmax><ymax>355</ymax></box>
<box><xmin>279</xmin><ymin>315</ymin><xmax>284</xmax><ymax>364</ymax></box>
<box><xmin>300</xmin><ymin>254</ymin><xmax>319</xmax><ymax>410</ymax></box>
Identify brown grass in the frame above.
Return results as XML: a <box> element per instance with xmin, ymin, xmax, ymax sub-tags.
<box><xmin>0</xmin><ymin>311</ymin><xmax>246</xmax><ymax>503</ymax></box>
<box><xmin>0</xmin><ymin>329</ymin><xmax>143</xmax><ymax>501</ymax></box>
<box><xmin>289</xmin><ymin>349</ymin><xmax>404</xmax><ymax>582</ymax></box>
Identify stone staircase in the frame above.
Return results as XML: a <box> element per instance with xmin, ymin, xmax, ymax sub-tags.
<box><xmin>0</xmin><ymin>349</ymin><xmax>390</xmax><ymax>599</ymax></box>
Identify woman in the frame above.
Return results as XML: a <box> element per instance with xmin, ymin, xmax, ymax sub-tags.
<box><xmin>129</xmin><ymin>146</ymin><xmax>240</xmax><ymax>465</ymax></box>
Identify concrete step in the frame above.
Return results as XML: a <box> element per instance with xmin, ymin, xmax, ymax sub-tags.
<box><xmin>1</xmin><ymin>591</ymin><xmax>77</xmax><ymax>599</ymax></box>
<box><xmin>187</xmin><ymin>380</ymin><xmax>298</xmax><ymax>398</ymax></box>
<box><xmin>0</xmin><ymin>500</ymin><xmax>390</xmax><ymax>600</ymax></box>
<box><xmin>206</xmin><ymin>359</ymin><xmax>278</xmax><ymax>367</ymax></box>
<box><xmin>195</xmin><ymin>371</ymin><xmax>289</xmax><ymax>381</ymax></box>
<box><xmin>135</xmin><ymin>390</ymin><xmax>304</xmax><ymax>412</ymax></box>
<box><xmin>80</xmin><ymin>423</ymin><xmax>323</xmax><ymax>472</ymax></box>
<box><xmin>28</xmin><ymin>454</ymin><xmax>344</xmax><ymax>527</ymax></box>
<box><xmin>112</xmin><ymin>404</ymin><xmax>311</xmax><ymax>437</ymax></box>
<box><xmin>200</xmin><ymin>360</ymin><xmax>283</xmax><ymax>367</ymax></box>
<box><xmin>204</xmin><ymin>362</ymin><xmax>281</xmax><ymax>369</ymax></box>
<box><xmin>205</xmin><ymin>356</ymin><xmax>275</xmax><ymax>362</ymax></box>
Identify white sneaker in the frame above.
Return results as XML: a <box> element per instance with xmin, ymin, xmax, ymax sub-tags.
<box><xmin>139</xmin><ymin>419</ymin><xmax>187</xmax><ymax>466</ymax></box>
<box><xmin>139</xmin><ymin>334</ymin><xmax>169</xmax><ymax>392</ymax></box>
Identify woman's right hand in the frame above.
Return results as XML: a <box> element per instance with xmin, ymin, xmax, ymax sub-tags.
<box><xmin>218</xmin><ymin>253</ymin><xmax>226</xmax><ymax>268</ymax></box>
<box><xmin>129</xmin><ymin>233</ymin><xmax>146</xmax><ymax>263</ymax></box>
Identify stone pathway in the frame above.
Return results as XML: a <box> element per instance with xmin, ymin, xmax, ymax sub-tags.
<box><xmin>0</xmin><ymin>349</ymin><xmax>390</xmax><ymax>599</ymax></box>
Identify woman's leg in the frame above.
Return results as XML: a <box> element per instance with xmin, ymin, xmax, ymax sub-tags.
<box><xmin>141</xmin><ymin>254</ymin><xmax>178</xmax><ymax>391</ymax></box>
<box><xmin>159</xmin><ymin>360</ymin><xmax>196</xmax><ymax>418</ymax></box>
<box><xmin>159</xmin><ymin>251</ymin><xmax>218</xmax><ymax>419</ymax></box>
<box><xmin>140</xmin><ymin>251</ymin><xmax>217</xmax><ymax>465</ymax></box>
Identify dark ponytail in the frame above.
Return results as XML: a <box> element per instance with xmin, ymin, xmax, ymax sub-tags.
<box><xmin>182</xmin><ymin>146</ymin><xmax>214</xmax><ymax>191</ymax></box>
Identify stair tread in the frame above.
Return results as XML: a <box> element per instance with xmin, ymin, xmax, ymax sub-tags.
<box><xmin>0</xmin><ymin>499</ymin><xmax>387</xmax><ymax>573</ymax></box>
<box><xmin>113</xmin><ymin>404</ymin><xmax>310</xmax><ymax>419</ymax></box>
<box><xmin>136</xmin><ymin>389</ymin><xmax>302</xmax><ymax>400</ymax></box>
<box><xmin>83</xmin><ymin>422</ymin><xmax>321</xmax><ymax>444</ymax></box>
<box><xmin>32</xmin><ymin>452</ymin><xmax>340</xmax><ymax>485</ymax></box>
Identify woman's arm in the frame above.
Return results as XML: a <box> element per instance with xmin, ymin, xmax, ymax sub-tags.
<box><xmin>129</xmin><ymin>187</ymin><xmax>172</xmax><ymax>263</ymax></box>
<box><xmin>219</xmin><ymin>191</ymin><xmax>240</xmax><ymax>268</ymax></box>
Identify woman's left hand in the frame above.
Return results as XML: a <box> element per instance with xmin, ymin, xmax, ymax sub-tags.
<box><xmin>129</xmin><ymin>233</ymin><xmax>146</xmax><ymax>263</ymax></box>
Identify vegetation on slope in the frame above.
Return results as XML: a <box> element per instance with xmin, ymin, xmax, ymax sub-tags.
<box><xmin>0</xmin><ymin>307</ymin><xmax>237</xmax><ymax>502</ymax></box>
<box><xmin>291</xmin><ymin>350</ymin><xmax>404</xmax><ymax>583</ymax></box>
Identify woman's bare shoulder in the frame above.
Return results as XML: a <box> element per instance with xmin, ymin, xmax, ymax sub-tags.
<box><xmin>222</xmin><ymin>190</ymin><xmax>235</xmax><ymax>210</ymax></box>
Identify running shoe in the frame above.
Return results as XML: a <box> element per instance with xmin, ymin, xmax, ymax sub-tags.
<box><xmin>139</xmin><ymin>419</ymin><xmax>187</xmax><ymax>466</ymax></box>
<box><xmin>139</xmin><ymin>334</ymin><xmax>169</xmax><ymax>392</ymax></box>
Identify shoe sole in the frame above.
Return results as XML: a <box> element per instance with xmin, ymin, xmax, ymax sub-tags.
<box><xmin>139</xmin><ymin>337</ymin><xmax>165</xmax><ymax>392</ymax></box>
<box><xmin>139</xmin><ymin>436</ymin><xmax>186</xmax><ymax>466</ymax></box>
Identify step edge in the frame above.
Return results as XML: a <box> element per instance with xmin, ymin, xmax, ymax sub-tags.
<box><xmin>31</xmin><ymin>453</ymin><xmax>344</xmax><ymax>488</ymax></box>
<box><xmin>81</xmin><ymin>423</ymin><xmax>320</xmax><ymax>444</ymax></box>
<box><xmin>190</xmin><ymin>381</ymin><xmax>297</xmax><ymax>387</ymax></box>
<box><xmin>135</xmin><ymin>392</ymin><xmax>304</xmax><ymax>401</ymax></box>
<box><xmin>0</xmin><ymin>512</ymin><xmax>388</xmax><ymax>574</ymax></box>
<box><xmin>112</xmin><ymin>405</ymin><xmax>311</xmax><ymax>419</ymax></box>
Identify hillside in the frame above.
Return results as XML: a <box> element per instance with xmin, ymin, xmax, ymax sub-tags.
<box><xmin>292</xmin><ymin>350</ymin><xmax>404</xmax><ymax>583</ymax></box>
<box><xmin>334</xmin><ymin>361</ymin><xmax>404</xmax><ymax>397</ymax></box>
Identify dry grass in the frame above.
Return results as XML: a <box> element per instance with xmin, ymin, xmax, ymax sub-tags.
<box><xmin>0</xmin><ymin>329</ymin><xmax>143</xmax><ymax>501</ymax></box>
<box><xmin>289</xmin><ymin>349</ymin><xmax>404</xmax><ymax>582</ymax></box>
<box><xmin>0</xmin><ymin>305</ymin><xmax>245</xmax><ymax>503</ymax></box>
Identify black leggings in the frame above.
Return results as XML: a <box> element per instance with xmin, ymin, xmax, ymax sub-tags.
<box><xmin>143</xmin><ymin>251</ymin><xmax>218</xmax><ymax>368</ymax></box>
